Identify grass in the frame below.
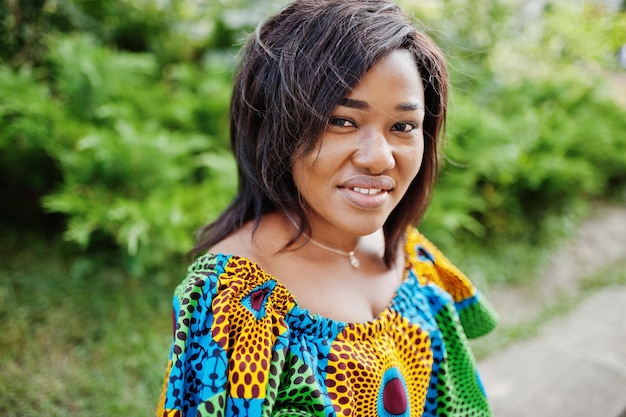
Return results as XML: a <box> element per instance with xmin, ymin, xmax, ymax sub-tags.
<box><xmin>0</xmin><ymin>235</ymin><xmax>179</xmax><ymax>416</ymax></box>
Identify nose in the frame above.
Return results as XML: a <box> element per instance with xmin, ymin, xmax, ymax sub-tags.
<box><xmin>352</xmin><ymin>128</ymin><xmax>395</xmax><ymax>174</ymax></box>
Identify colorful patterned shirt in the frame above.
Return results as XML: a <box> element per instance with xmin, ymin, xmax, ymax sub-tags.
<box><xmin>157</xmin><ymin>228</ymin><xmax>498</xmax><ymax>417</ymax></box>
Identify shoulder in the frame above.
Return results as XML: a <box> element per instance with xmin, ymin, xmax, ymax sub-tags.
<box><xmin>170</xmin><ymin>253</ymin><xmax>297</xmax><ymax>367</ymax></box>
<box><xmin>404</xmin><ymin>228</ymin><xmax>472</xmax><ymax>299</ymax></box>
<box><xmin>171</xmin><ymin>253</ymin><xmax>234</xmax><ymax>321</ymax></box>
<box><xmin>208</xmin><ymin>212</ymin><xmax>292</xmax><ymax>266</ymax></box>
<box><xmin>404</xmin><ymin>228</ymin><xmax>499</xmax><ymax>338</ymax></box>
<box><xmin>161</xmin><ymin>254</ymin><xmax>298</xmax><ymax>415</ymax></box>
<box><xmin>174</xmin><ymin>253</ymin><xmax>296</xmax><ymax>320</ymax></box>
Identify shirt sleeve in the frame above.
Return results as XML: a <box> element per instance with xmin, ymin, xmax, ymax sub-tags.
<box><xmin>156</xmin><ymin>254</ymin><xmax>295</xmax><ymax>417</ymax></box>
<box><xmin>408</xmin><ymin>229</ymin><xmax>499</xmax><ymax>339</ymax></box>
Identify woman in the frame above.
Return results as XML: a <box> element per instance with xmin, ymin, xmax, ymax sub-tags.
<box><xmin>157</xmin><ymin>1</ymin><xmax>498</xmax><ymax>416</ymax></box>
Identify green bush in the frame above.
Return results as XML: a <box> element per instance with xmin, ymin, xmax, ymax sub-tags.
<box><xmin>0</xmin><ymin>64</ymin><xmax>65</xmax><ymax>232</ymax></box>
<box><xmin>417</xmin><ymin>0</ymin><xmax>626</xmax><ymax>251</ymax></box>
<box><xmin>0</xmin><ymin>32</ymin><xmax>237</xmax><ymax>274</ymax></box>
<box><xmin>422</xmin><ymin>70</ymin><xmax>626</xmax><ymax>247</ymax></box>
<box><xmin>40</xmin><ymin>34</ymin><xmax>236</xmax><ymax>274</ymax></box>
<box><xmin>0</xmin><ymin>0</ymin><xmax>264</xmax><ymax>275</ymax></box>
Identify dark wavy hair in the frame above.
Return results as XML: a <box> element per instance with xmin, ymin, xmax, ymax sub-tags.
<box><xmin>192</xmin><ymin>0</ymin><xmax>449</xmax><ymax>267</ymax></box>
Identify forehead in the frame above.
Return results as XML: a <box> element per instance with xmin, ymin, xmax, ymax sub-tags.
<box><xmin>344</xmin><ymin>50</ymin><xmax>424</xmax><ymax>105</ymax></box>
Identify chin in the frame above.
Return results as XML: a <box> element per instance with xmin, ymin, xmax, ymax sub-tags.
<box><xmin>342</xmin><ymin>214</ymin><xmax>389</xmax><ymax>237</ymax></box>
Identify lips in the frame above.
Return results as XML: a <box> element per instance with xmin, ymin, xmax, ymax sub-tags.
<box><xmin>341</xmin><ymin>175</ymin><xmax>395</xmax><ymax>191</ymax></box>
<box><xmin>338</xmin><ymin>176</ymin><xmax>395</xmax><ymax>209</ymax></box>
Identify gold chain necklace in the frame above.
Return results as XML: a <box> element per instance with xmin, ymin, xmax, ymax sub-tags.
<box><xmin>306</xmin><ymin>237</ymin><xmax>360</xmax><ymax>268</ymax></box>
<box><xmin>286</xmin><ymin>215</ymin><xmax>360</xmax><ymax>268</ymax></box>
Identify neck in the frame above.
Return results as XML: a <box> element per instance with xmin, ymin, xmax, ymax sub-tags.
<box><xmin>285</xmin><ymin>212</ymin><xmax>358</xmax><ymax>245</ymax></box>
<box><xmin>284</xmin><ymin>213</ymin><xmax>361</xmax><ymax>268</ymax></box>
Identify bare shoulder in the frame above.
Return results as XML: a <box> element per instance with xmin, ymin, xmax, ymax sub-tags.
<box><xmin>208</xmin><ymin>222</ymin><xmax>255</xmax><ymax>257</ymax></box>
<box><xmin>208</xmin><ymin>212</ymin><xmax>292</xmax><ymax>263</ymax></box>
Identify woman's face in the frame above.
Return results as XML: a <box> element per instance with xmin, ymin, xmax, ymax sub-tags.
<box><xmin>292</xmin><ymin>49</ymin><xmax>425</xmax><ymax>241</ymax></box>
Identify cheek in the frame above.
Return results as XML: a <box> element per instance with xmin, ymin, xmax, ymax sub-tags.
<box><xmin>400</xmin><ymin>142</ymin><xmax>425</xmax><ymax>178</ymax></box>
<box><xmin>291</xmin><ymin>161</ymin><xmax>309</xmax><ymax>196</ymax></box>
<box><xmin>294</xmin><ymin>143</ymin><xmax>338</xmax><ymax>184</ymax></box>
<box><xmin>291</xmin><ymin>154</ymin><xmax>325</xmax><ymax>201</ymax></box>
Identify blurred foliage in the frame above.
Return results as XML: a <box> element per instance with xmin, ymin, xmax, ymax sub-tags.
<box><xmin>409</xmin><ymin>0</ymin><xmax>626</xmax><ymax>249</ymax></box>
<box><xmin>1</xmin><ymin>0</ymin><xmax>625</xmax><ymax>277</ymax></box>
<box><xmin>423</xmin><ymin>71</ymin><xmax>626</xmax><ymax>244</ymax></box>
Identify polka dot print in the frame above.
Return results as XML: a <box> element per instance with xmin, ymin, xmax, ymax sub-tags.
<box><xmin>322</xmin><ymin>311</ymin><xmax>432</xmax><ymax>416</ymax></box>
<box><xmin>425</xmin><ymin>305</ymin><xmax>491</xmax><ymax>417</ymax></box>
<box><xmin>157</xmin><ymin>229</ymin><xmax>498</xmax><ymax>417</ymax></box>
<box><xmin>216</xmin><ymin>258</ymin><xmax>295</xmax><ymax>400</ymax></box>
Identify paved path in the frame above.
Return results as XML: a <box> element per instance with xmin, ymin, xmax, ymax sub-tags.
<box><xmin>479</xmin><ymin>286</ymin><xmax>626</xmax><ymax>417</ymax></box>
<box><xmin>486</xmin><ymin>203</ymin><xmax>626</xmax><ymax>329</ymax></box>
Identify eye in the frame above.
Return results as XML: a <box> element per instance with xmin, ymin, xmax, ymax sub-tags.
<box><xmin>329</xmin><ymin>117</ymin><xmax>356</xmax><ymax>128</ymax></box>
<box><xmin>392</xmin><ymin>122</ymin><xmax>418</xmax><ymax>132</ymax></box>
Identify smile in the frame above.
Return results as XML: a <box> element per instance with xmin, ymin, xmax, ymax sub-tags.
<box><xmin>352</xmin><ymin>187</ymin><xmax>383</xmax><ymax>195</ymax></box>
<box><xmin>337</xmin><ymin>175</ymin><xmax>395</xmax><ymax>209</ymax></box>
<box><xmin>339</xmin><ymin>187</ymin><xmax>391</xmax><ymax>210</ymax></box>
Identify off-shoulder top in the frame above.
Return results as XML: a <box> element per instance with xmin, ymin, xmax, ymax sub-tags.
<box><xmin>156</xmin><ymin>228</ymin><xmax>498</xmax><ymax>417</ymax></box>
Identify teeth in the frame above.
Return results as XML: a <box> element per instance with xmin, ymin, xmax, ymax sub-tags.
<box><xmin>353</xmin><ymin>187</ymin><xmax>382</xmax><ymax>195</ymax></box>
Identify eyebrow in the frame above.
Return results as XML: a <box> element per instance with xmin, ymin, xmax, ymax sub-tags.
<box><xmin>338</xmin><ymin>98</ymin><xmax>424</xmax><ymax>112</ymax></box>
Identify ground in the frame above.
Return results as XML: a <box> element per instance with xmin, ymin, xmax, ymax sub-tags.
<box><xmin>485</xmin><ymin>201</ymin><xmax>626</xmax><ymax>330</ymax></box>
